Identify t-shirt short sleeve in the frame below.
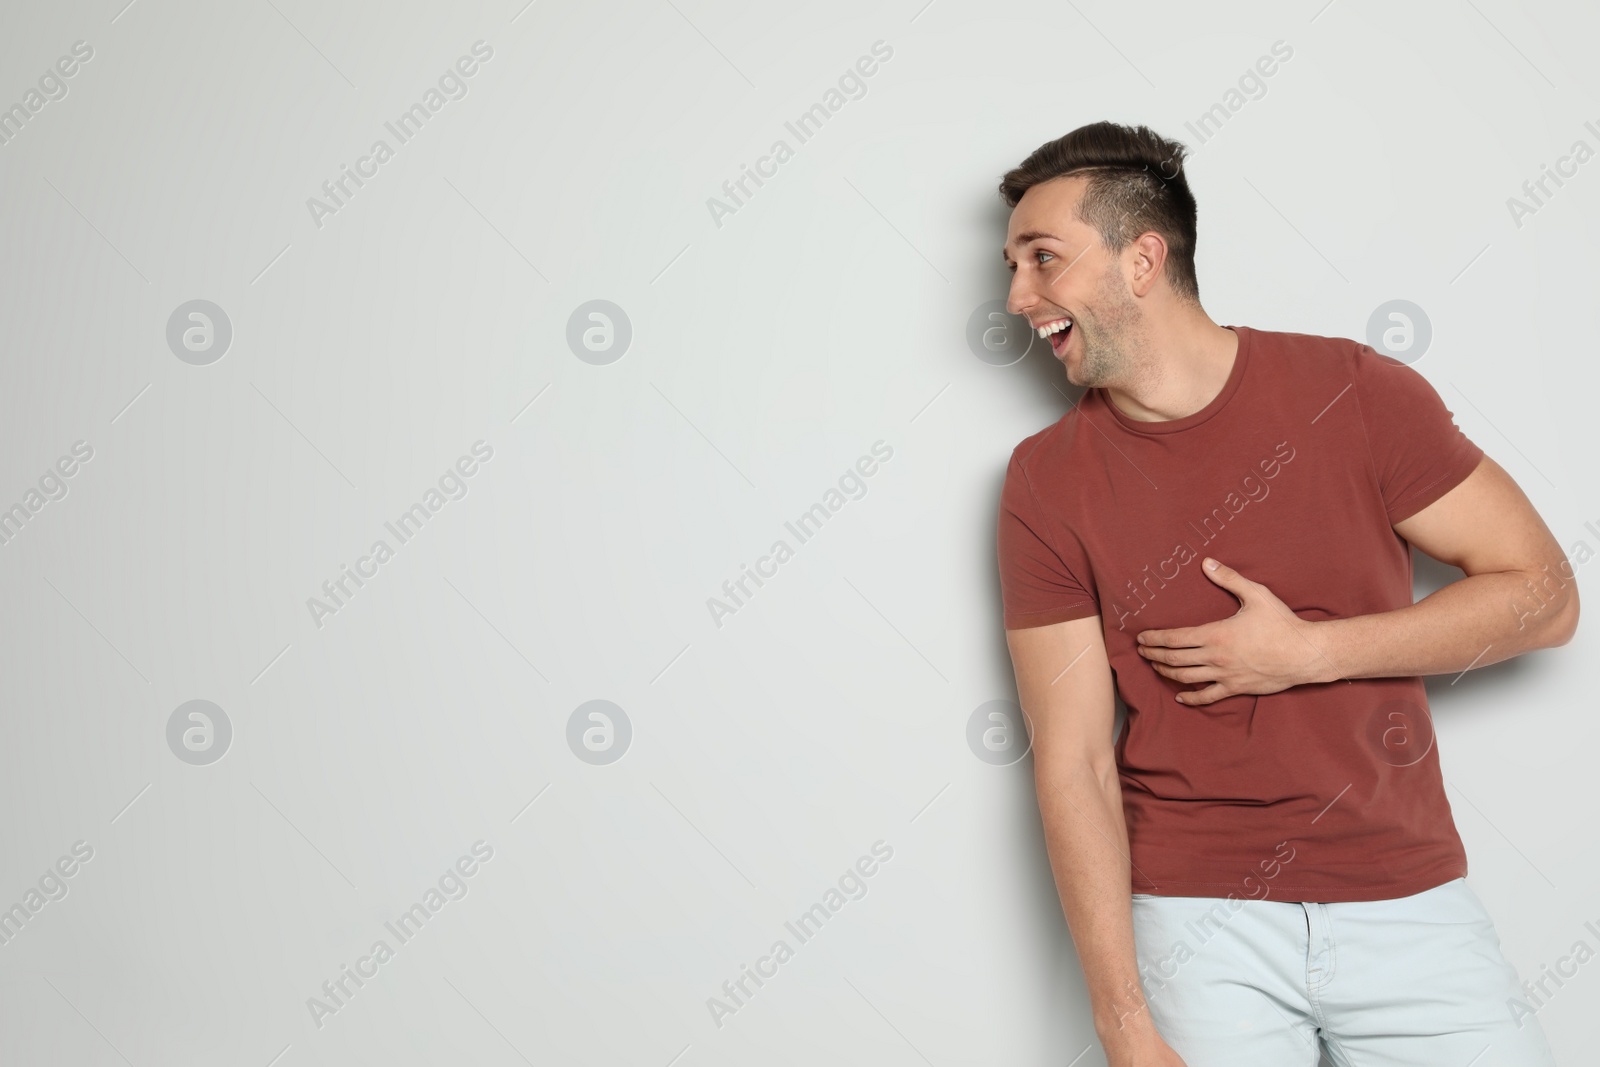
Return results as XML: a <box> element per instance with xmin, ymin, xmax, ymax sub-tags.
<box><xmin>997</xmin><ymin>449</ymin><xmax>1098</xmax><ymax>628</ymax></box>
<box><xmin>1350</xmin><ymin>342</ymin><xmax>1485</xmax><ymax>525</ymax></box>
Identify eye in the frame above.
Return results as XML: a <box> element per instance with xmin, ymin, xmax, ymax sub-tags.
<box><xmin>1036</xmin><ymin>250</ymin><xmax>1055</xmax><ymax>264</ymax></box>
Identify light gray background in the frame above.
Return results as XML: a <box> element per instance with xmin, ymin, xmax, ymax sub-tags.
<box><xmin>1</xmin><ymin>0</ymin><xmax>1596</xmax><ymax>1064</ymax></box>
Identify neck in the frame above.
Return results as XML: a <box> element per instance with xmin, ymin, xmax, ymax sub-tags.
<box><xmin>1102</xmin><ymin>311</ymin><xmax>1239</xmax><ymax>423</ymax></box>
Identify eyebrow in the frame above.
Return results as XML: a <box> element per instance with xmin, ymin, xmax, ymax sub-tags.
<box><xmin>1001</xmin><ymin>230</ymin><xmax>1062</xmax><ymax>261</ymax></box>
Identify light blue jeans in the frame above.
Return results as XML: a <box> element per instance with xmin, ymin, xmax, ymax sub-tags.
<box><xmin>1128</xmin><ymin>877</ymin><xmax>1559</xmax><ymax>1066</ymax></box>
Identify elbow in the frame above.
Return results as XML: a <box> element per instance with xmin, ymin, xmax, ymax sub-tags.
<box><xmin>1036</xmin><ymin>748</ymin><xmax>1113</xmax><ymax>790</ymax></box>
<box><xmin>1551</xmin><ymin>586</ymin><xmax>1581</xmax><ymax>647</ymax></box>
<box><xmin>1536</xmin><ymin>578</ymin><xmax>1581</xmax><ymax>648</ymax></box>
<box><xmin>1514</xmin><ymin>559</ymin><xmax>1581</xmax><ymax>649</ymax></box>
<box><xmin>1032</xmin><ymin>746</ymin><xmax>1119</xmax><ymax>793</ymax></box>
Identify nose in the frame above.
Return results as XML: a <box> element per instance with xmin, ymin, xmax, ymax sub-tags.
<box><xmin>1005</xmin><ymin>272</ymin><xmax>1034</xmax><ymax>318</ymax></box>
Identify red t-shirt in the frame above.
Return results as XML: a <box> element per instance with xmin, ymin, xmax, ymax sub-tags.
<box><xmin>997</xmin><ymin>324</ymin><xmax>1484</xmax><ymax>903</ymax></box>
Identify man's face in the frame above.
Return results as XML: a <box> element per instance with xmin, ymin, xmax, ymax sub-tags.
<box><xmin>1002</xmin><ymin>176</ymin><xmax>1138</xmax><ymax>387</ymax></box>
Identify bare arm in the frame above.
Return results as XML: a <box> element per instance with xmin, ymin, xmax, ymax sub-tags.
<box><xmin>1134</xmin><ymin>455</ymin><xmax>1581</xmax><ymax>703</ymax></box>
<box><xmin>1306</xmin><ymin>453</ymin><xmax>1580</xmax><ymax>681</ymax></box>
<box><xmin>1008</xmin><ymin>615</ymin><xmax>1183</xmax><ymax>1064</ymax></box>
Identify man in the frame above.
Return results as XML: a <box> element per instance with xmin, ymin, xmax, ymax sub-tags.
<box><xmin>995</xmin><ymin>120</ymin><xmax>1577</xmax><ymax>1067</ymax></box>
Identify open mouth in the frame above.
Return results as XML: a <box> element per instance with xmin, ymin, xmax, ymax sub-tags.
<box><xmin>1036</xmin><ymin>318</ymin><xmax>1073</xmax><ymax>355</ymax></box>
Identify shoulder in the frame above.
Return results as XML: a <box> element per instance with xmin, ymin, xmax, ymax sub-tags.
<box><xmin>1238</xmin><ymin>323</ymin><xmax>1362</xmax><ymax>368</ymax></box>
<box><xmin>1241</xmin><ymin>326</ymin><xmax>1455</xmax><ymax>441</ymax></box>
<box><xmin>1235</xmin><ymin>325</ymin><xmax>1388</xmax><ymax>403</ymax></box>
<box><xmin>1006</xmin><ymin>406</ymin><xmax>1082</xmax><ymax>478</ymax></box>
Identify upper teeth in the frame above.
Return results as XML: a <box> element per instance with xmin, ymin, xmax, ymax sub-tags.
<box><xmin>1036</xmin><ymin>319</ymin><xmax>1072</xmax><ymax>338</ymax></box>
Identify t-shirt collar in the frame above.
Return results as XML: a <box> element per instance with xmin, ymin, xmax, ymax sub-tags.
<box><xmin>1098</xmin><ymin>325</ymin><xmax>1251</xmax><ymax>435</ymax></box>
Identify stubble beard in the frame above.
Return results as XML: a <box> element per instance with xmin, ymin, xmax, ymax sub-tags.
<box><xmin>1068</xmin><ymin>271</ymin><xmax>1144</xmax><ymax>390</ymax></box>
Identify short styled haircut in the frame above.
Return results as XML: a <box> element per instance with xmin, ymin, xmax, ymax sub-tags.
<box><xmin>999</xmin><ymin>121</ymin><xmax>1200</xmax><ymax>303</ymax></box>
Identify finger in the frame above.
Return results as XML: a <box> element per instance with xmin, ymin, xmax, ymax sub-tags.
<box><xmin>1137</xmin><ymin>627</ymin><xmax>1203</xmax><ymax>649</ymax></box>
<box><xmin>1201</xmin><ymin>557</ymin><xmax>1255</xmax><ymax>599</ymax></box>
<box><xmin>1140</xmin><ymin>645</ymin><xmax>1209</xmax><ymax>667</ymax></box>
<box><xmin>1176</xmin><ymin>682</ymin><xmax>1230</xmax><ymax>705</ymax></box>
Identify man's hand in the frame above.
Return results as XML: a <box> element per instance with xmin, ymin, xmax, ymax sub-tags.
<box><xmin>1097</xmin><ymin>988</ymin><xmax>1189</xmax><ymax>1067</ymax></box>
<box><xmin>1134</xmin><ymin>557</ymin><xmax>1333</xmax><ymax>705</ymax></box>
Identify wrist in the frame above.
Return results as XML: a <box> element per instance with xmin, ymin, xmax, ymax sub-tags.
<box><xmin>1094</xmin><ymin>992</ymin><xmax>1160</xmax><ymax>1045</ymax></box>
<box><xmin>1097</xmin><ymin>1017</ymin><xmax>1161</xmax><ymax>1051</ymax></box>
<box><xmin>1301</xmin><ymin>618</ymin><xmax>1342</xmax><ymax>684</ymax></box>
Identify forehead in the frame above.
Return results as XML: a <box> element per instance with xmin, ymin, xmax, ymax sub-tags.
<box><xmin>1004</xmin><ymin>175</ymin><xmax>1090</xmax><ymax>253</ymax></box>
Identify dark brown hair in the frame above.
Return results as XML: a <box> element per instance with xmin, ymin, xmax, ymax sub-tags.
<box><xmin>999</xmin><ymin>121</ymin><xmax>1200</xmax><ymax>303</ymax></box>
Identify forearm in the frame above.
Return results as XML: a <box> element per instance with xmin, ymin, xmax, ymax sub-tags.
<box><xmin>1033</xmin><ymin>755</ymin><xmax>1158</xmax><ymax>1046</ymax></box>
<box><xmin>1305</xmin><ymin>565</ymin><xmax>1578</xmax><ymax>683</ymax></box>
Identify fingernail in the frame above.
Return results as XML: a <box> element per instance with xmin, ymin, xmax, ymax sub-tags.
<box><xmin>1204</xmin><ymin>558</ymin><xmax>1218</xmax><ymax>570</ymax></box>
